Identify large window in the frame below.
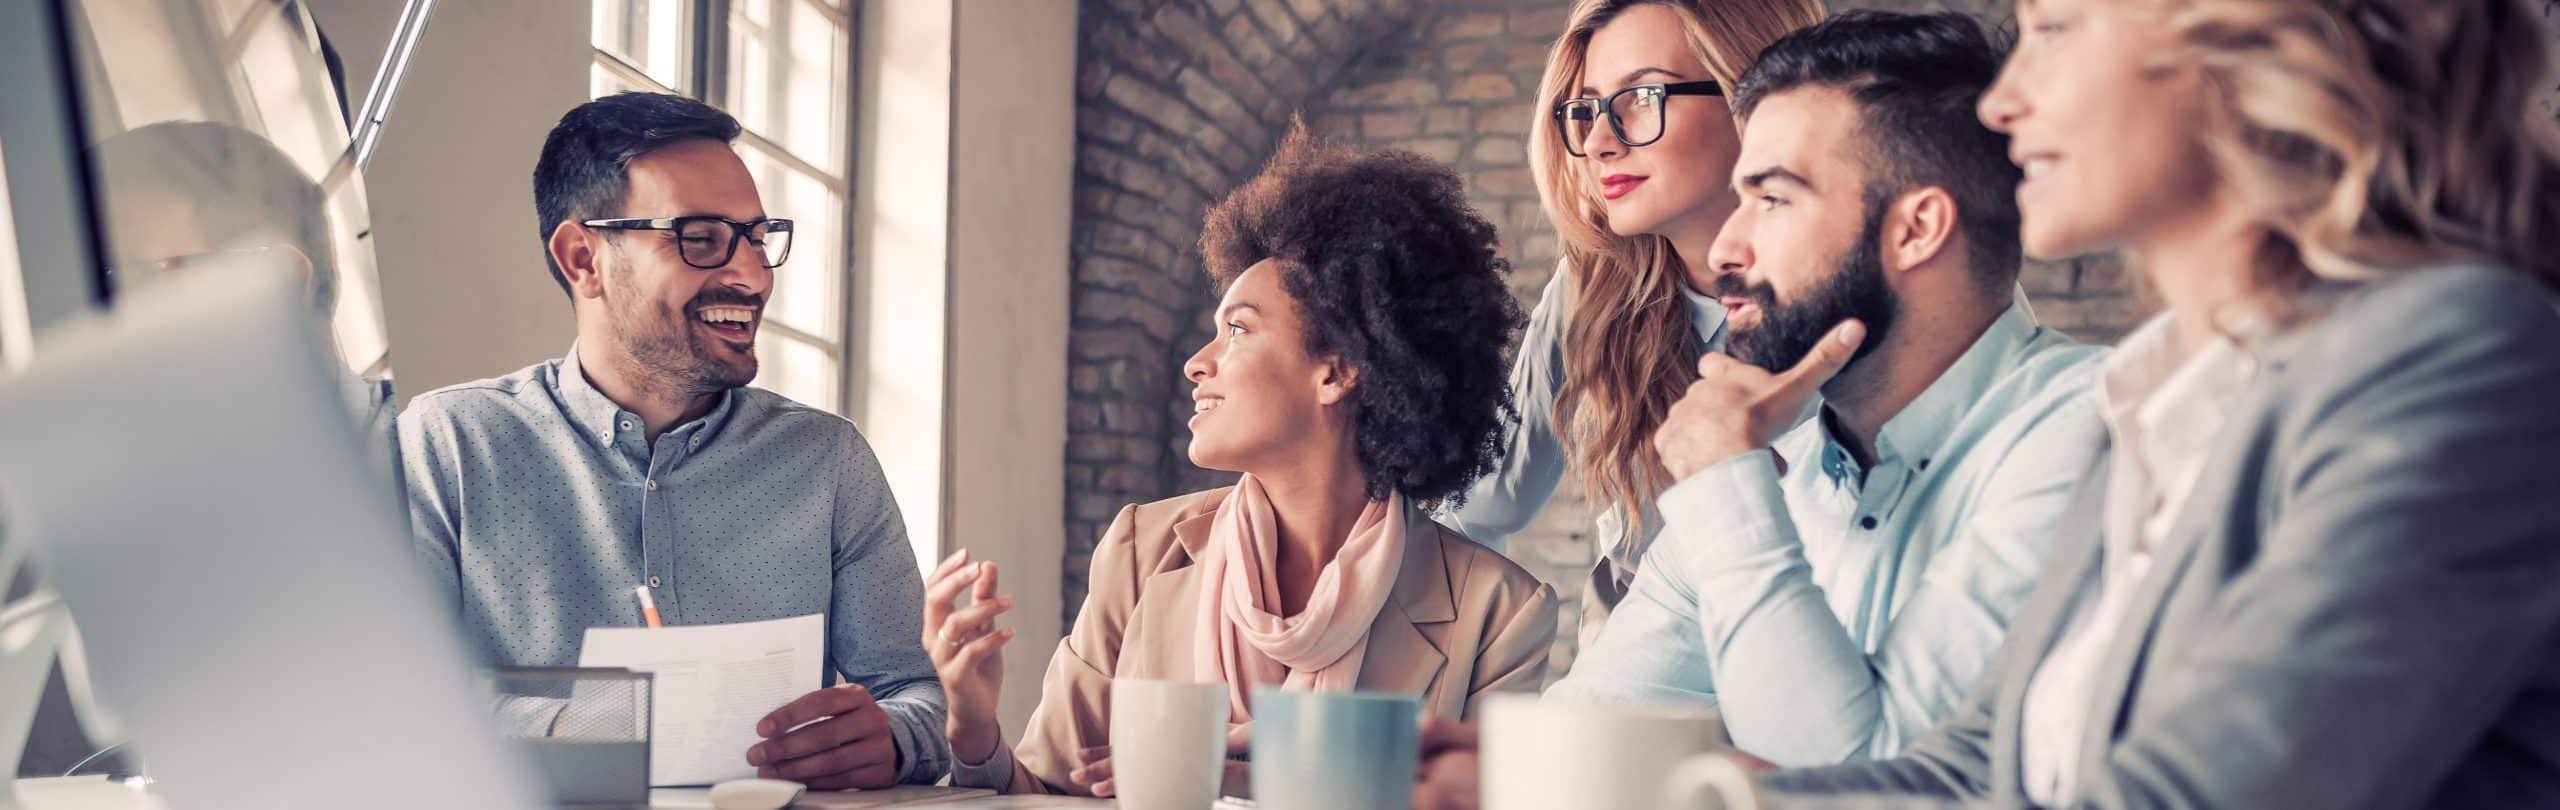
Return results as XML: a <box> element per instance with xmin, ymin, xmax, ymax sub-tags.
<box><xmin>590</xmin><ymin>0</ymin><xmax>854</xmax><ymax>414</ymax></box>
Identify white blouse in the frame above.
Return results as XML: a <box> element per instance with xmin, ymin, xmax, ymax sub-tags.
<box><xmin>2019</xmin><ymin>314</ymin><xmax>2258</xmax><ymax>806</ymax></box>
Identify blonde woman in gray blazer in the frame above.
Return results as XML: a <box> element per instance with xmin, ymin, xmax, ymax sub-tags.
<box><xmin>1732</xmin><ymin>0</ymin><xmax>2560</xmax><ymax>808</ymax></box>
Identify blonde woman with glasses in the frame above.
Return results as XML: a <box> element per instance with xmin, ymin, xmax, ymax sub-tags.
<box><xmin>1736</xmin><ymin>0</ymin><xmax>2560</xmax><ymax>806</ymax></box>
<box><xmin>1441</xmin><ymin>0</ymin><xmax>1820</xmax><ymax>641</ymax></box>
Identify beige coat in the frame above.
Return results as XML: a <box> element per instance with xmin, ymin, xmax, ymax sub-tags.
<box><xmin>952</xmin><ymin>486</ymin><xmax>1559</xmax><ymax>795</ymax></box>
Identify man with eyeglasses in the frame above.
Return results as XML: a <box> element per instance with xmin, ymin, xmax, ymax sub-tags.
<box><xmin>396</xmin><ymin>92</ymin><xmax>948</xmax><ymax>789</ymax></box>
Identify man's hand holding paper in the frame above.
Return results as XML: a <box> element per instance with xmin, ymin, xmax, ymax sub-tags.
<box><xmin>580</xmin><ymin>613</ymin><xmax>828</xmax><ymax>787</ymax></box>
<box><xmin>747</xmin><ymin>683</ymin><xmax>901</xmax><ymax>789</ymax></box>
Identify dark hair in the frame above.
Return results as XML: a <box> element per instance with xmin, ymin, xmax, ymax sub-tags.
<box><xmin>92</xmin><ymin>121</ymin><xmax>337</xmax><ymax>311</ymax></box>
<box><xmin>532</xmin><ymin>92</ymin><xmax>742</xmax><ymax>296</ymax></box>
<box><xmin>1732</xmin><ymin>10</ymin><xmax>2023</xmax><ymax>289</ymax></box>
<box><xmin>1198</xmin><ymin>125</ymin><xmax>1526</xmax><ymax>506</ymax></box>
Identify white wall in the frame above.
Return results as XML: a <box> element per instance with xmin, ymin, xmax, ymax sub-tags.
<box><xmin>948</xmin><ymin>0</ymin><xmax>1075</xmax><ymax>742</ymax></box>
<box><xmin>308</xmin><ymin>0</ymin><xmax>586</xmax><ymax>399</ymax></box>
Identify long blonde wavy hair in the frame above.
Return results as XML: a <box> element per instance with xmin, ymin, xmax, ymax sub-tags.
<box><xmin>1529</xmin><ymin>0</ymin><xmax>1824</xmax><ymax>525</ymax></box>
<box><xmin>2154</xmin><ymin>0</ymin><xmax>2560</xmax><ymax>309</ymax></box>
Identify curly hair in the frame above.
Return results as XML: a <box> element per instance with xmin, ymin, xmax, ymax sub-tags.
<box><xmin>1197</xmin><ymin>124</ymin><xmax>1527</xmax><ymax>506</ymax></box>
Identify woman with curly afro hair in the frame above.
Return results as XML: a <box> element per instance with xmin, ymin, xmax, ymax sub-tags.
<box><xmin>922</xmin><ymin>125</ymin><xmax>1560</xmax><ymax>798</ymax></box>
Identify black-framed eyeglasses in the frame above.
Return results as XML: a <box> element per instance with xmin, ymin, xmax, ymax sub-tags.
<box><xmin>1553</xmin><ymin>80</ymin><xmax>1723</xmax><ymax>157</ymax></box>
<box><xmin>582</xmin><ymin>215</ymin><xmax>795</xmax><ymax>269</ymax></box>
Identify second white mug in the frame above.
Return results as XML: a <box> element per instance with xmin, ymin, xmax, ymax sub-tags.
<box><xmin>1109</xmin><ymin>679</ymin><xmax>1228</xmax><ymax>810</ymax></box>
<box><xmin>1480</xmin><ymin>694</ymin><xmax>1751</xmax><ymax>810</ymax></box>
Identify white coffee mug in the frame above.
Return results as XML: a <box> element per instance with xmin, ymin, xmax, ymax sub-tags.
<box><xmin>1480</xmin><ymin>694</ymin><xmax>1759</xmax><ymax>810</ymax></box>
<box><xmin>1110</xmin><ymin>679</ymin><xmax>1228</xmax><ymax>810</ymax></box>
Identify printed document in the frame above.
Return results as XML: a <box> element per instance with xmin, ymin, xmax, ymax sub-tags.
<box><xmin>581</xmin><ymin>613</ymin><xmax>824</xmax><ymax>786</ymax></box>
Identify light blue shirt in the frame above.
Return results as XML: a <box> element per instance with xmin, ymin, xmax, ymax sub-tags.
<box><xmin>1546</xmin><ymin>305</ymin><xmax>2107</xmax><ymax>767</ymax></box>
<box><xmin>1442</xmin><ymin>269</ymin><xmax>1727</xmax><ymax>574</ymax></box>
<box><xmin>398</xmin><ymin>345</ymin><xmax>950</xmax><ymax>782</ymax></box>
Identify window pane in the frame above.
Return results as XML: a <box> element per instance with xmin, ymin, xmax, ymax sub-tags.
<box><xmin>725</xmin><ymin>0</ymin><xmax>844</xmax><ymax>173</ymax></box>
<box><xmin>591</xmin><ymin>60</ymin><xmax>650</xmax><ymax>99</ymax></box>
<box><xmin>592</xmin><ymin>0</ymin><xmax>688</xmax><ymax>90</ymax></box>
<box><xmin>737</xmin><ymin>141</ymin><xmax>842</xmax><ymax>343</ymax></box>
<box><xmin>754</xmin><ymin>333</ymin><xmax>839</xmax><ymax>413</ymax></box>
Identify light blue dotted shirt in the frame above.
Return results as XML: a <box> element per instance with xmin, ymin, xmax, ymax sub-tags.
<box><xmin>397</xmin><ymin>344</ymin><xmax>949</xmax><ymax>782</ymax></box>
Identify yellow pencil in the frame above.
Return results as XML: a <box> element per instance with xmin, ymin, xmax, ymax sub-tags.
<box><xmin>633</xmin><ymin>585</ymin><xmax>663</xmax><ymax>629</ymax></box>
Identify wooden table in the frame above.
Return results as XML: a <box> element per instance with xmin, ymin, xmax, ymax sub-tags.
<box><xmin>648</xmin><ymin>784</ymin><xmax>1094</xmax><ymax>808</ymax></box>
<box><xmin>11</xmin><ymin>777</ymin><xmax>1116</xmax><ymax>809</ymax></box>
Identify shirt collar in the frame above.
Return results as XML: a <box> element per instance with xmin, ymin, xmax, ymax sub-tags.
<box><xmin>2099</xmin><ymin>313</ymin><xmax>2256</xmax><ymax>465</ymax></box>
<box><xmin>554</xmin><ymin>341</ymin><xmax>742</xmax><ymax>450</ymax></box>
<box><xmin>1823</xmin><ymin>303</ymin><xmax>2046</xmax><ymax>472</ymax></box>
<box><xmin>1682</xmin><ymin>282</ymin><xmax>1729</xmax><ymax>349</ymax></box>
<box><xmin>555</xmin><ymin>341</ymin><xmax>629</xmax><ymax>444</ymax></box>
<box><xmin>2097</xmin><ymin>315</ymin><xmax>2182</xmax><ymax>432</ymax></box>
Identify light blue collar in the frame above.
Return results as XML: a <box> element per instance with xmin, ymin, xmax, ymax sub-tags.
<box><xmin>554</xmin><ymin>341</ymin><xmax>738</xmax><ymax>448</ymax></box>
<box><xmin>1815</xmin><ymin>304</ymin><xmax>2043</xmax><ymax>474</ymax></box>
<box><xmin>1681</xmin><ymin>282</ymin><xmax>1729</xmax><ymax>351</ymax></box>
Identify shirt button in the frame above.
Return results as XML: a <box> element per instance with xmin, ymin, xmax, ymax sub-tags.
<box><xmin>619</xmin><ymin>420</ymin><xmax>634</xmax><ymax>432</ymax></box>
<box><xmin>1859</xmin><ymin>516</ymin><xmax>1879</xmax><ymax>530</ymax></box>
<box><xmin>647</xmin><ymin>576</ymin><xmax>662</xmax><ymax>588</ymax></box>
<box><xmin>645</xmin><ymin>479</ymin><xmax>658</xmax><ymax>491</ymax></box>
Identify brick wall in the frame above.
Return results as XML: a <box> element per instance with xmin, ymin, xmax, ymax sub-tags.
<box><xmin>1065</xmin><ymin>0</ymin><xmax>1431</xmax><ymax>628</ymax></box>
<box><xmin>1062</xmin><ymin>0</ymin><xmax>2156</xmax><ymax>665</ymax></box>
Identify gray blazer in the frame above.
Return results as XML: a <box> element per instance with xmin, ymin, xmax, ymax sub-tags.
<box><xmin>1760</xmin><ymin>266</ymin><xmax>2560</xmax><ymax>809</ymax></box>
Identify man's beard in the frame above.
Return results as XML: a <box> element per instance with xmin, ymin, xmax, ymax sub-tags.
<box><xmin>607</xmin><ymin>265</ymin><xmax>760</xmax><ymax>396</ymax></box>
<box><xmin>1718</xmin><ymin>197</ymin><xmax>1900</xmax><ymax>374</ymax></box>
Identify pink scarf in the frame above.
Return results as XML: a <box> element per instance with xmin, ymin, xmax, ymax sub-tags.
<box><xmin>1192</xmin><ymin>474</ymin><xmax>1408</xmax><ymax>721</ymax></box>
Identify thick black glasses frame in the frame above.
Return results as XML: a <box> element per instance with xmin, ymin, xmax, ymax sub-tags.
<box><xmin>1553</xmin><ymin>80</ymin><xmax>1724</xmax><ymax>157</ymax></box>
<box><xmin>582</xmin><ymin>215</ymin><xmax>795</xmax><ymax>269</ymax></box>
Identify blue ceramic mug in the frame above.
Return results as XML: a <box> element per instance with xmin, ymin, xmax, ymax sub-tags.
<box><xmin>1248</xmin><ymin>687</ymin><xmax>1420</xmax><ymax>810</ymax></box>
